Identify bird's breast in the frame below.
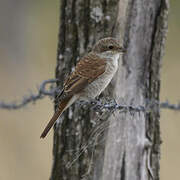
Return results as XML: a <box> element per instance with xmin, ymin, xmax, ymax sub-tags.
<box><xmin>80</xmin><ymin>57</ymin><xmax>119</xmax><ymax>100</ymax></box>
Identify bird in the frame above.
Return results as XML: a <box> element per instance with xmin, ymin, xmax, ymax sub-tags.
<box><xmin>40</xmin><ymin>37</ymin><xmax>125</xmax><ymax>138</ymax></box>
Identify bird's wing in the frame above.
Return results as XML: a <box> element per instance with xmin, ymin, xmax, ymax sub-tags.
<box><xmin>62</xmin><ymin>52</ymin><xmax>106</xmax><ymax>97</ymax></box>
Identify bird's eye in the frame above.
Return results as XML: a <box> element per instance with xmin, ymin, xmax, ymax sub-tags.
<box><xmin>108</xmin><ymin>45</ymin><xmax>114</xmax><ymax>50</ymax></box>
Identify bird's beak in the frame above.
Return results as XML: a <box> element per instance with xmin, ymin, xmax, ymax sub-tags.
<box><xmin>122</xmin><ymin>47</ymin><xmax>126</xmax><ymax>53</ymax></box>
<box><xmin>118</xmin><ymin>47</ymin><xmax>126</xmax><ymax>53</ymax></box>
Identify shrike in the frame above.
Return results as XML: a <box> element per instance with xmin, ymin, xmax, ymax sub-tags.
<box><xmin>40</xmin><ymin>37</ymin><xmax>125</xmax><ymax>138</ymax></box>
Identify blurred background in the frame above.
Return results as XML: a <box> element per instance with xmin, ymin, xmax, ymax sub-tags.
<box><xmin>0</xmin><ymin>0</ymin><xmax>179</xmax><ymax>179</ymax></box>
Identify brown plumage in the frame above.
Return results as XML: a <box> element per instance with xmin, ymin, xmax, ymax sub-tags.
<box><xmin>40</xmin><ymin>53</ymin><xmax>106</xmax><ymax>138</ymax></box>
<box><xmin>40</xmin><ymin>96</ymin><xmax>72</xmax><ymax>138</ymax></box>
<box><xmin>64</xmin><ymin>52</ymin><xmax>106</xmax><ymax>94</ymax></box>
<box><xmin>40</xmin><ymin>37</ymin><xmax>125</xmax><ymax>138</ymax></box>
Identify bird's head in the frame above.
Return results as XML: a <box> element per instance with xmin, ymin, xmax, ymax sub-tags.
<box><xmin>92</xmin><ymin>37</ymin><xmax>125</xmax><ymax>59</ymax></box>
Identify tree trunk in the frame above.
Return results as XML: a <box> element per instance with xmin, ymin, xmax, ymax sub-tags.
<box><xmin>50</xmin><ymin>0</ymin><xmax>169</xmax><ymax>180</ymax></box>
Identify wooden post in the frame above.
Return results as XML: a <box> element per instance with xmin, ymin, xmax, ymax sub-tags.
<box><xmin>50</xmin><ymin>0</ymin><xmax>169</xmax><ymax>179</ymax></box>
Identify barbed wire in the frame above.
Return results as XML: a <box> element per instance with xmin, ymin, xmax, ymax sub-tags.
<box><xmin>0</xmin><ymin>78</ymin><xmax>180</xmax><ymax>112</ymax></box>
<box><xmin>0</xmin><ymin>79</ymin><xmax>59</xmax><ymax>110</ymax></box>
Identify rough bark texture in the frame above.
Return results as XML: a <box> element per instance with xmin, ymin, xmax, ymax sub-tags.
<box><xmin>102</xmin><ymin>0</ymin><xmax>169</xmax><ymax>179</ymax></box>
<box><xmin>50</xmin><ymin>0</ymin><xmax>169</xmax><ymax>180</ymax></box>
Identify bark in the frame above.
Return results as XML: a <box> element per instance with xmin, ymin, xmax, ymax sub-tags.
<box><xmin>50</xmin><ymin>0</ymin><xmax>169</xmax><ymax>180</ymax></box>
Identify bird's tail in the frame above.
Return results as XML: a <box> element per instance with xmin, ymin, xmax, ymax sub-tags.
<box><xmin>40</xmin><ymin>96</ymin><xmax>72</xmax><ymax>138</ymax></box>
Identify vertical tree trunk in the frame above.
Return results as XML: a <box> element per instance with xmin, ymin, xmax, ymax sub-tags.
<box><xmin>50</xmin><ymin>0</ymin><xmax>169</xmax><ymax>180</ymax></box>
<box><xmin>102</xmin><ymin>0</ymin><xmax>169</xmax><ymax>179</ymax></box>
